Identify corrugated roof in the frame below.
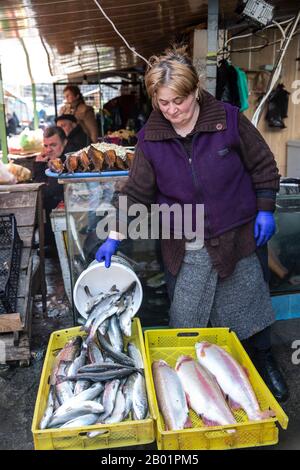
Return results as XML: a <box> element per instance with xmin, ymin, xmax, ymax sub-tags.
<box><xmin>0</xmin><ymin>0</ymin><xmax>299</xmax><ymax>78</ymax></box>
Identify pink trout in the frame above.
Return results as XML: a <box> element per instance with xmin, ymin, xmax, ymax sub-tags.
<box><xmin>152</xmin><ymin>360</ymin><xmax>192</xmax><ymax>431</ymax></box>
<box><xmin>195</xmin><ymin>342</ymin><xmax>276</xmax><ymax>421</ymax></box>
<box><xmin>175</xmin><ymin>356</ymin><xmax>237</xmax><ymax>429</ymax></box>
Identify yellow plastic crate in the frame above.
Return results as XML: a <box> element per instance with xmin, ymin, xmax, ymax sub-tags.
<box><xmin>144</xmin><ymin>327</ymin><xmax>289</xmax><ymax>451</ymax></box>
<box><xmin>32</xmin><ymin>318</ymin><xmax>155</xmax><ymax>450</ymax></box>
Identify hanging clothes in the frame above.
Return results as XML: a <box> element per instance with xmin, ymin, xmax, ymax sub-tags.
<box><xmin>265</xmin><ymin>83</ymin><xmax>290</xmax><ymax>129</ymax></box>
<box><xmin>216</xmin><ymin>59</ymin><xmax>241</xmax><ymax>108</ymax></box>
<box><xmin>216</xmin><ymin>60</ymin><xmax>249</xmax><ymax>112</ymax></box>
<box><xmin>235</xmin><ymin>66</ymin><xmax>249</xmax><ymax>112</ymax></box>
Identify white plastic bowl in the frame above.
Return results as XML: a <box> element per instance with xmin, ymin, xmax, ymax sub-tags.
<box><xmin>73</xmin><ymin>259</ymin><xmax>143</xmax><ymax>319</ymax></box>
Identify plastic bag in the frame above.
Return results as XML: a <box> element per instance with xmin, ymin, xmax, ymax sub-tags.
<box><xmin>0</xmin><ymin>160</ymin><xmax>17</xmax><ymax>184</ymax></box>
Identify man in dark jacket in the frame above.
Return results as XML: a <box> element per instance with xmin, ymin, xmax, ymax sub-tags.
<box><xmin>55</xmin><ymin>114</ymin><xmax>90</xmax><ymax>152</ymax></box>
<box><xmin>34</xmin><ymin>126</ymin><xmax>67</xmax><ymax>255</ymax></box>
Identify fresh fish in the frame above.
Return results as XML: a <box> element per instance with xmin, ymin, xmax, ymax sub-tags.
<box><xmin>86</xmin><ymin>301</ymin><xmax>120</xmax><ymax>344</ymax></box>
<box><xmin>54</xmin><ymin>383</ymin><xmax>103</xmax><ymax>416</ymax></box>
<box><xmin>195</xmin><ymin>342</ymin><xmax>276</xmax><ymax>421</ymax></box>
<box><xmin>88</xmin><ymin>341</ymin><xmax>104</xmax><ymax>363</ymax></box>
<box><xmin>132</xmin><ymin>372</ymin><xmax>148</xmax><ymax>421</ymax></box>
<box><xmin>98</xmin><ymin>379</ymin><xmax>120</xmax><ymax>422</ymax></box>
<box><xmin>118</xmin><ymin>283</ymin><xmax>137</xmax><ymax>337</ymax></box>
<box><xmin>55</xmin><ymin>377</ymin><xmax>74</xmax><ymax>405</ymax></box>
<box><xmin>84</xmin><ymin>284</ymin><xmax>118</xmax><ymax>316</ymax></box>
<box><xmin>48</xmin><ymin>401</ymin><xmax>104</xmax><ymax>428</ymax></box>
<box><xmin>67</xmin><ymin>346</ymin><xmax>88</xmax><ymax>380</ymax></box>
<box><xmin>50</xmin><ymin>337</ymin><xmax>82</xmax><ymax>385</ymax></box>
<box><xmin>78</xmin><ymin>362</ymin><xmax>135</xmax><ymax>373</ymax></box>
<box><xmin>84</xmin><ymin>287</ymin><xmax>120</xmax><ymax>332</ymax></box>
<box><xmin>60</xmin><ymin>413</ymin><xmax>100</xmax><ymax>429</ymax></box>
<box><xmin>74</xmin><ymin>380</ymin><xmax>91</xmax><ymax>396</ymax></box>
<box><xmin>39</xmin><ymin>387</ymin><xmax>55</xmax><ymax>430</ymax></box>
<box><xmin>65</xmin><ymin>367</ymin><xmax>136</xmax><ymax>383</ymax></box>
<box><xmin>97</xmin><ymin>332</ymin><xmax>135</xmax><ymax>367</ymax></box>
<box><xmin>103</xmin><ymin>389</ymin><xmax>126</xmax><ymax>424</ymax></box>
<box><xmin>152</xmin><ymin>360</ymin><xmax>191</xmax><ymax>431</ymax></box>
<box><xmin>107</xmin><ymin>315</ymin><xmax>124</xmax><ymax>353</ymax></box>
<box><xmin>176</xmin><ymin>356</ymin><xmax>237</xmax><ymax>430</ymax></box>
<box><xmin>127</xmin><ymin>343</ymin><xmax>144</xmax><ymax>369</ymax></box>
<box><xmin>122</xmin><ymin>375</ymin><xmax>135</xmax><ymax>419</ymax></box>
<box><xmin>98</xmin><ymin>318</ymin><xmax>110</xmax><ymax>336</ymax></box>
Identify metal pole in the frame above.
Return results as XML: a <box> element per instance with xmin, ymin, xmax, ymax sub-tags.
<box><xmin>206</xmin><ymin>0</ymin><xmax>219</xmax><ymax>97</ymax></box>
<box><xmin>0</xmin><ymin>62</ymin><xmax>8</xmax><ymax>163</ymax></box>
<box><xmin>19</xmin><ymin>38</ymin><xmax>39</xmax><ymax>130</ymax></box>
<box><xmin>96</xmin><ymin>46</ymin><xmax>104</xmax><ymax>138</ymax></box>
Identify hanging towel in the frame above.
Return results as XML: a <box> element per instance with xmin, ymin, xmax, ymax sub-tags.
<box><xmin>234</xmin><ymin>66</ymin><xmax>249</xmax><ymax>112</ymax></box>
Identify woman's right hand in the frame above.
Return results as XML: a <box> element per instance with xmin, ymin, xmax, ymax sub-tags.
<box><xmin>95</xmin><ymin>238</ymin><xmax>121</xmax><ymax>268</ymax></box>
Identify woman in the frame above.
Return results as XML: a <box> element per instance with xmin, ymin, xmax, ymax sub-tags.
<box><xmin>96</xmin><ymin>47</ymin><xmax>288</xmax><ymax>402</ymax></box>
<box><xmin>59</xmin><ymin>85</ymin><xmax>98</xmax><ymax>143</ymax></box>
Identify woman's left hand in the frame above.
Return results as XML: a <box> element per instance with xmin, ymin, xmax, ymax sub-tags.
<box><xmin>254</xmin><ymin>211</ymin><xmax>276</xmax><ymax>246</ymax></box>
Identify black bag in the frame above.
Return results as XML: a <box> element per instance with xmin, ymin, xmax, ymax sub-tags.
<box><xmin>265</xmin><ymin>83</ymin><xmax>290</xmax><ymax>128</ymax></box>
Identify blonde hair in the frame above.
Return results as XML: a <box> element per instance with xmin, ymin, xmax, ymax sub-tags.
<box><xmin>145</xmin><ymin>46</ymin><xmax>202</xmax><ymax>109</ymax></box>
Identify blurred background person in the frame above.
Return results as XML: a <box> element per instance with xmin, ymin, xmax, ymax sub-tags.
<box><xmin>55</xmin><ymin>113</ymin><xmax>90</xmax><ymax>153</ymax></box>
<box><xmin>59</xmin><ymin>84</ymin><xmax>98</xmax><ymax>143</ymax></box>
<box><xmin>33</xmin><ymin>126</ymin><xmax>67</xmax><ymax>255</ymax></box>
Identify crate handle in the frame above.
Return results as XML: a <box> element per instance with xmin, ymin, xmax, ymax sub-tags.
<box><xmin>79</xmin><ymin>430</ymin><xmax>110</xmax><ymax>439</ymax></box>
<box><xmin>204</xmin><ymin>429</ymin><xmax>236</xmax><ymax>439</ymax></box>
<box><xmin>177</xmin><ymin>332</ymin><xmax>199</xmax><ymax>337</ymax></box>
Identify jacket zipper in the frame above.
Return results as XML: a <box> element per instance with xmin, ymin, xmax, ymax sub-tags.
<box><xmin>176</xmin><ymin>137</ymin><xmax>211</xmax><ymax>238</ymax></box>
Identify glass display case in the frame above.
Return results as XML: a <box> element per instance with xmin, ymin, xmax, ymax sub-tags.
<box><xmin>269</xmin><ymin>178</ymin><xmax>300</xmax><ymax>295</ymax></box>
<box><xmin>61</xmin><ymin>175</ymin><xmax>300</xmax><ymax>326</ymax></box>
<box><xmin>61</xmin><ymin>174</ymin><xmax>170</xmax><ymax>326</ymax></box>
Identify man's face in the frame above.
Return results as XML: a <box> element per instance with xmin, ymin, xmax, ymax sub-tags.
<box><xmin>43</xmin><ymin>134</ymin><xmax>66</xmax><ymax>159</ymax></box>
<box><xmin>57</xmin><ymin>119</ymin><xmax>75</xmax><ymax>136</ymax></box>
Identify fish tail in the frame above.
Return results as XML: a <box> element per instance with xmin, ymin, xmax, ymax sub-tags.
<box><xmin>258</xmin><ymin>409</ymin><xmax>276</xmax><ymax>419</ymax></box>
<box><xmin>184</xmin><ymin>416</ymin><xmax>193</xmax><ymax>429</ymax></box>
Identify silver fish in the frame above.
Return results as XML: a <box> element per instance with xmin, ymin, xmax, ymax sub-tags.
<box><xmin>78</xmin><ymin>362</ymin><xmax>135</xmax><ymax>373</ymax></box>
<box><xmin>195</xmin><ymin>342</ymin><xmax>276</xmax><ymax>421</ymax></box>
<box><xmin>60</xmin><ymin>413</ymin><xmax>100</xmax><ymax>429</ymax></box>
<box><xmin>127</xmin><ymin>343</ymin><xmax>144</xmax><ymax>369</ymax></box>
<box><xmin>88</xmin><ymin>341</ymin><xmax>104</xmax><ymax>363</ymax></box>
<box><xmin>122</xmin><ymin>374</ymin><xmax>136</xmax><ymax>419</ymax></box>
<box><xmin>39</xmin><ymin>387</ymin><xmax>55</xmax><ymax>430</ymax></box>
<box><xmin>86</xmin><ymin>302</ymin><xmax>120</xmax><ymax>344</ymax></box>
<box><xmin>107</xmin><ymin>314</ymin><xmax>124</xmax><ymax>353</ymax></box>
<box><xmin>55</xmin><ymin>378</ymin><xmax>74</xmax><ymax>405</ymax></box>
<box><xmin>104</xmin><ymin>389</ymin><xmax>126</xmax><ymax>424</ymax></box>
<box><xmin>66</xmin><ymin>368</ymin><xmax>136</xmax><ymax>382</ymax></box>
<box><xmin>118</xmin><ymin>285</ymin><xmax>136</xmax><ymax>337</ymax></box>
<box><xmin>84</xmin><ymin>289</ymin><xmax>121</xmax><ymax>332</ymax></box>
<box><xmin>152</xmin><ymin>360</ymin><xmax>191</xmax><ymax>431</ymax></box>
<box><xmin>54</xmin><ymin>383</ymin><xmax>103</xmax><ymax>416</ymax></box>
<box><xmin>84</xmin><ymin>284</ymin><xmax>118</xmax><ymax>316</ymax></box>
<box><xmin>67</xmin><ymin>346</ymin><xmax>87</xmax><ymax>378</ymax></box>
<box><xmin>48</xmin><ymin>401</ymin><xmax>104</xmax><ymax>428</ymax></box>
<box><xmin>131</xmin><ymin>373</ymin><xmax>148</xmax><ymax>421</ymax></box>
<box><xmin>74</xmin><ymin>380</ymin><xmax>91</xmax><ymax>396</ymax></box>
<box><xmin>98</xmin><ymin>379</ymin><xmax>120</xmax><ymax>422</ymax></box>
<box><xmin>98</xmin><ymin>318</ymin><xmax>110</xmax><ymax>336</ymax></box>
<box><xmin>97</xmin><ymin>332</ymin><xmax>135</xmax><ymax>367</ymax></box>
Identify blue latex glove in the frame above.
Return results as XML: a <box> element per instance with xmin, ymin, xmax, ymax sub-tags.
<box><xmin>254</xmin><ymin>211</ymin><xmax>276</xmax><ymax>247</ymax></box>
<box><xmin>95</xmin><ymin>238</ymin><xmax>121</xmax><ymax>268</ymax></box>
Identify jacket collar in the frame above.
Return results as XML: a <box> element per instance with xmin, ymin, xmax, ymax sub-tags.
<box><xmin>143</xmin><ymin>90</ymin><xmax>227</xmax><ymax>141</ymax></box>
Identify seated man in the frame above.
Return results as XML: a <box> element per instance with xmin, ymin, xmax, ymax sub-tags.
<box><xmin>55</xmin><ymin>114</ymin><xmax>90</xmax><ymax>153</ymax></box>
<box><xmin>33</xmin><ymin>126</ymin><xmax>67</xmax><ymax>255</ymax></box>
